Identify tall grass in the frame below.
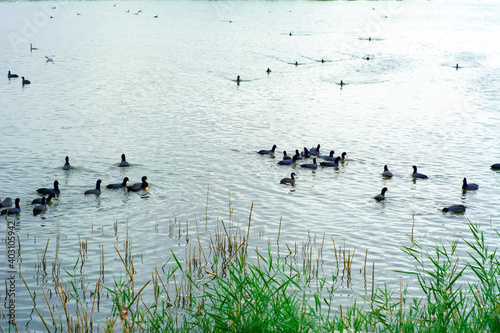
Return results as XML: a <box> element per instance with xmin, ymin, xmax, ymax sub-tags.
<box><xmin>15</xmin><ymin>220</ymin><xmax>500</xmax><ymax>332</ymax></box>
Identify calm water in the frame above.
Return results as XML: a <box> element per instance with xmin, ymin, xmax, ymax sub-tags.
<box><xmin>1</xmin><ymin>0</ymin><xmax>500</xmax><ymax>329</ymax></box>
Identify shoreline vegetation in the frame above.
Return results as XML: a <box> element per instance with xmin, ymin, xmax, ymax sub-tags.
<box><xmin>7</xmin><ymin>206</ymin><xmax>500</xmax><ymax>332</ymax></box>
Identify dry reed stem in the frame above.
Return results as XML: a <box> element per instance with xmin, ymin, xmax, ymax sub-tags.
<box><xmin>154</xmin><ymin>267</ymin><xmax>171</xmax><ymax>303</ymax></box>
<box><xmin>42</xmin><ymin>238</ymin><xmax>50</xmax><ymax>274</ymax></box>
<box><xmin>41</xmin><ymin>287</ymin><xmax>56</xmax><ymax>326</ymax></box>
<box><xmin>372</xmin><ymin>262</ymin><xmax>375</xmax><ymax>299</ymax></box>
<box><xmin>90</xmin><ymin>279</ymin><xmax>100</xmax><ymax>328</ymax></box>
<box><xmin>53</xmin><ymin>279</ymin><xmax>71</xmax><ymax>332</ymax></box>
<box><xmin>114</xmin><ymin>244</ymin><xmax>133</xmax><ymax>281</ymax></box>
<box><xmin>20</xmin><ymin>273</ymin><xmax>52</xmax><ymax>332</ymax></box>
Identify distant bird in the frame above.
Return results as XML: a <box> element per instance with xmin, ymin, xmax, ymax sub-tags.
<box><xmin>77</xmin><ymin>12</ymin><xmax>82</xmax><ymax>15</ymax></box>
<box><xmin>236</xmin><ymin>75</ymin><xmax>241</xmax><ymax>84</ymax></box>
<box><xmin>1</xmin><ymin>198</ymin><xmax>20</xmax><ymax>215</ymax></box>
<box><xmin>45</xmin><ymin>55</ymin><xmax>54</xmax><ymax>62</ymax></box>
<box><xmin>455</xmin><ymin>64</ymin><xmax>459</xmax><ymax>69</ymax></box>
<box><xmin>294</xmin><ymin>61</ymin><xmax>298</xmax><ymax>66</ymax></box>
<box><xmin>30</xmin><ymin>43</ymin><xmax>38</xmax><ymax>51</ymax></box>
<box><xmin>37</xmin><ymin>180</ymin><xmax>60</xmax><ymax>196</ymax></box>
<box><xmin>127</xmin><ymin>176</ymin><xmax>148</xmax><ymax>191</ymax></box>
<box><xmin>338</xmin><ymin>152</ymin><xmax>348</xmax><ymax>161</ymax></box>
<box><xmin>374</xmin><ymin>187</ymin><xmax>388</xmax><ymax>201</ymax></box>
<box><xmin>442</xmin><ymin>205</ymin><xmax>466</xmax><ymax>213</ymax></box>
<box><xmin>293</xmin><ymin>149</ymin><xmax>304</xmax><ymax>160</ymax></box>
<box><xmin>280</xmin><ymin>172</ymin><xmax>296</xmax><ymax>185</ymax></box>
<box><xmin>22</xmin><ymin>77</ymin><xmax>31</xmax><ymax>85</ymax></box>
<box><xmin>266</xmin><ymin>68</ymin><xmax>271</xmax><ymax>73</ymax></box>
<box><xmin>462</xmin><ymin>178</ymin><xmax>478</xmax><ymax>190</ymax></box>
<box><xmin>382</xmin><ymin>165</ymin><xmax>393</xmax><ymax>178</ymax></box>
<box><xmin>85</xmin><ymin>179</ymin><xmax>102</xmax><ymax>195</ymax></box>
<box><xmin>301</xmin><ymin>147</ymin><xmax>311</xmax><ymax>158</ymax></box>
<box><xmin>106</xmin><ymin>177</ymin><xmax>130</xmax><ymax>189</ymax></box>
<box><xmin>258</xmin><ymin>145</ymin><xmax>277</xmax><ymax>155</ymax></box>
<box><xmin>63</xmin><ymin>156</ymin><xmax>72</xmax><ymax>170</ymax></box>
<box><xmin>278</xmin><ymin>155</ymin><xmax>298</xmax><ymax>165</ymax></box>
<box><xmin>300</xmin><ymin>158</ymin><xmax>318</xmax><ymax>169</ymax></box>
<box><xmin>8</xmin><ymin>71</ymin><xmax>18</xmax><ymax>78</ymax></box>
<box><xmin>320</xmin><ymin>156</ymin><xmax>341</xmax><ymax>167</ymax></box>
<box><xmin>33</xmin><ymin>197</ymin><xmax>48</xmax><ymax>215</ymax></box>
<box><xmin>340</xmin><ymin>80</ymin><xmax>345</xmax><ymax>86</ymax></box>
<box><xmin>282</xmin><ymin>151</ymin><xmax>291</xmax><ymax>160</ymax></box>
<box><xmin>1</xmin><ymin>197</ymin><xmax>13</xmax><ymax>208</ymax></box>
<box><xmin>491</xmin><ymin>163</ymin><xmax>500</xmax><ymax>170</ymax></box>
<box><xmin>412</xmin><ymin>165</ymin><xmax>428</xmax><ymax>179</ymax></box>
<box><xmin>154</xmin><ymin>15</ymin><xmax>158</xmax><ymax>18</ymax></box>
<box><xmin>309</xmin><ymin>144</ymin><xmax>321</xmax><ymax>156</ymax></box>
<box><xmin>319</xmin><ymin>150</ymin><xmax>336</xmax><ymax>161</ymax></box>
<box><xmin>31</xmin><ymin>193</ymin><xmax>55</xmax><ymax>205</ymax></box>
<box><xmin>119</xmin><ymin>154</ymin><xmax>130</xmax><ymax>167</ymax></box>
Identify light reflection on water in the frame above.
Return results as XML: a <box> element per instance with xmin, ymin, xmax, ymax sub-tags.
<box><xmin>1</xmin><ymin>0</ymin><xmax>500</xmax><ymax>329</ymax></box>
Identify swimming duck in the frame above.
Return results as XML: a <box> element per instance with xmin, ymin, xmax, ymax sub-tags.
<box><xmin>31</xmin><ymin>193</ymin><xmax>55</xmax><ymax>205</ymax></box>
<box><xmin>8</xmin><ymin>71</ymin><xmax>18</xmax><ymax>78</ymax></box>
<box><xmin>258</xmin><ymin>145</ymin><xmax>277</xmax><ymax>155</ymax></box>
<box><xmin>442</xmin><ymin>205</ymin><xmax>466</xmax><ymax>213</ymax></box>
<box><xmin>282</xmin><ymin>151</ymin><xmax>291</xmax><ymax>160</ymax></box>
<box><xmin>278</xmin><ymin>155</ymin><xmax>298</xmax><ymax>165</ymax></box>
<box><xmin>22</xmin><ymin>77</ymin><xmax>31</xmax><ymax>85</ymax></box>
<box><xmin>319</xmin><ymin>150</ymin><xmax>336</xmax><ymax>161</ymax></box>
<box><xmin>382</xmin><ymin>165</ymin><xmax>393</xmax><ymax>178</ymax></box>
<box><xmin>280</xmin><ymin>172</ymin><xmax>296</xmax><ymax>184</ymax></box>
<box><xmin>300</xmin><ymin>158</ymin><xmax>318</xmax><ymax>169</ymax></box>
<box><xmin>301</xmin><ymin>147</ymin><xmax>311</xmax><ymax>158</ymax></box>
<box><xmin>338</xmin><ymin>152</ymin><xmax>348</xmax><ymax>161</ymax></box>
<box><xmin>37</xmin><ymin>180</ymin><xmax>60</xmax><ymax>195</ymax></box>
<box><xmin>127</xmin><ymin>176</ymin><xmax>148</xmax><ymax>191</ymax></box>
<box><xmin>462</xmin><ymin>178</ymin><xmax>478</xmax><ymax>190</ymax></box>
<box><xmin>33</xmin><ymin>197</ymin><xmax>48</xmax><ymax>215</ymax></box>
<box><xmin>1</xmin><ymin>198</ymin><xmax>20</xmax><ymax>215</ymax></box>
<box><xmin>63</xmin><ymin>156</ymin><xmax>72</xmax><ymax>170</ymax></box>
<box><xmin>309</xmin><ymin>144</ymin><xmax>321</xmax><ymax>156</ymax></box>
<box><xmin>84</xmin><ymin>179</ymin><xmax>102</xmax><ymax>195</ymax></box>
<box><xmin>1</xmin><ymin>197</ymin><xmax>13</xmax><ymax>208</ymax></box>
<box><xmin>106</xmin><ymin>177</ymin><xmax>130</xmax><ymax>189</ymax></box>
<box><xmin>320</xmin><ymin>156</ymin><xmax>341</xmax><ymax>167</ymax></box>
<box><xmin>294</xmin><ymin>149</ymin><xmax>304</xmax><ymax>160</ymax></box>
<box><xmin>119</xmin><ymin>154</ymin><xmax>130</xmax><ymax>167</ymax></box>
<box><xmin>491</xmin><ymin>164</ymin><xmax>500</xmax><ymax>170</ymax></box>
<box><xmin>412</xmin><ymin>166</ymin><xmax>428</xmax><ymax>179</ymax></box>
<box><xmin>374</xmin><ymin>187</ymin><xmax>388</xmax><ymax>201</ymax></box>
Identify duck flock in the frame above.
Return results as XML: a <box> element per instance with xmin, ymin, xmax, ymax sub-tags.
<box><xmin>258</xmin><ymin>144</ymin><xmax>500</xmax><ymax>214</ymax></box>
<box><xmin>0</xmin><ymin>154</ymin><xmax>148</xmax><ymax>216</ymax></box>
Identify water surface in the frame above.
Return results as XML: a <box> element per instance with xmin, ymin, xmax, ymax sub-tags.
<box><xmin>1</xmin><ymin>0</ymin><xmax>500</xmax><ymax>329</ymax></box>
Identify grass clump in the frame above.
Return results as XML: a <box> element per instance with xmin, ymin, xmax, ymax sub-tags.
<box><xmin>177</xmin><ymin>248</ymin><xmax>323</xmax><ymax>332</ymax></box>
<box><xmin>18</xmin><ymin>220</ymin><xmax>500</xmax><ymax>332</ymax></box>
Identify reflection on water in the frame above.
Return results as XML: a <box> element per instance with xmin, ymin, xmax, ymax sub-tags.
<box><xmin>1</xmin><ymin>0</ymin><xmax>500</xmax><ymax>329</ymax></box>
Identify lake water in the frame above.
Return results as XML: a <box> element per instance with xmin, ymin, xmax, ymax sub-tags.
<box><xmin>1</xmin><ymin>0</ymin><xmax>500</xmax><ymax>330</ymax></box>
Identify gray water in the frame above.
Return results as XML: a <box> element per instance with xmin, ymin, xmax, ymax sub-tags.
<box><xmin>1</xmin><ymin>0</ymin><xmax>500</xmax><ymax>330</ymax></box>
